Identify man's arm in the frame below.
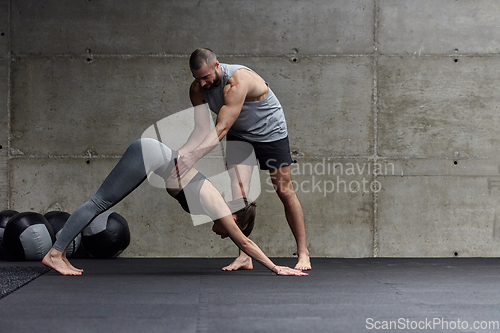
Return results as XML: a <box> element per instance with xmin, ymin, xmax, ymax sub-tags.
<box><xmin>177</xmin><ymin>83</ymin><xmax>212</xmax><ymax>156</ymax></box>
<box><xmin>175</xmin><ymin>75</ymin><xmax>248</xmax><ymax>177</ymax></box>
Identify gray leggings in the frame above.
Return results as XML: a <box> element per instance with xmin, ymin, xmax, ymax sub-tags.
<box><xmin>53</xmin><ymin>138</ymin><xmax>173</xmax><ymax>252</ymax></box>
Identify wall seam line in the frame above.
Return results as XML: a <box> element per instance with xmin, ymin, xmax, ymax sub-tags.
<box><xmin>372</xmin><ymin>0</ymin><xmax>380</xmax><ymax>258</ymax></box>
<box><xmin>6</xmin><ymin>0</ymin><xmax>11</xmax><ymax>209</ymax></box>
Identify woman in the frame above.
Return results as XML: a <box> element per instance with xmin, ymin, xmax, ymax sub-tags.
<box><xmin>42</xmin><ymin>138</ymin><xmax>307</xmax><ymax>276</ymax></box>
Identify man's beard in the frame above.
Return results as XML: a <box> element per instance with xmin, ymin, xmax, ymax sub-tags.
<box><xmin>203</xmin><ymin>70</ymin><xmax>221</xmax><ymax>90</ymax></box>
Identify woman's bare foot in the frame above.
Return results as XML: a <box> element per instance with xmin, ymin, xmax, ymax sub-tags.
<box><xmin>62</xmin><ymin>251</ymin><xmax>83</xmax><ymax>273</ymax></box>
<box><xmin>222</xmin><ymin>254</ymin><xmax>253</xmax><ymax>271</ymax></box>
<box><xmin>42</xmin><ymin>248</ymin><xmax>82</xmax><ymax>276</ymax></box>
<box><xmin>295</xmin><ymin>253</ymin><xmax>311</xmax><ymax>271</ymax></box>
<box><xmin>273</xmin><ymin>265</ymin><xmax>308</xmax><ymax>276</ymax></box>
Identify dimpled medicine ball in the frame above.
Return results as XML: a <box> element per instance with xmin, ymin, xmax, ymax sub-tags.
<box><xmin>3</xmin><ymin>212</ymin><xmax>55</xmax><ymax>261</ymax></box>
<box><xmin>0</xmin><ymin>210</ymin><xmax>19</xmax><ymax>259</ymax></box>
<box><xmin>82</xmin><ymin>211</ymin><xmax>130</xmax><ymax>259</ymax></box>
<box><xmin>44</xmin><ymin>211</ymin><xmax>81</xmax><ymax>258</ymax></box>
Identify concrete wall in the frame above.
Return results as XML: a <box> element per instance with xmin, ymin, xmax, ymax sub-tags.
<box><xmin>2</xmin><ymin>0</ymin><xmax>499</xmax><ymax>258</ymax></box>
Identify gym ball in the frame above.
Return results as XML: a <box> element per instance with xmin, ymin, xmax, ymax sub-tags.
<box><xmin>44</xmin><ymin>211</ymin><xmax>82</xmax><ymax>258</ymax></box>
<box><xmin>82</xmin><ymin>210</ymin><xmax>130</xmax><ymax>259</ymax></box>
<box><xmin>3</xmin><ymin>212</ymin><xmax>56</xmax><ymax>261</ymax></box>
<box><xmin>0</xmin><ymin>210</ymin><xmax>19</xmax><ymax>259</ymax></box>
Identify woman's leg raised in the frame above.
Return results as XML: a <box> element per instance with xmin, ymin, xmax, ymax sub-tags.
<box><xmin>43</xmin><ymin>138</ymin><xmax>172</xmax><ymax>275</ymax></box>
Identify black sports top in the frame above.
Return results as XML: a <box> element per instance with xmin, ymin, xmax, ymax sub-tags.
<box><xmin>166</xmin><ymin>151</ymin><xmax>208</xmax><ymax>216</ymax></box>
<box><xmin>175</xmin><ymin>172</ymin><xmax>208</xmax><ymax>215</ymax></box>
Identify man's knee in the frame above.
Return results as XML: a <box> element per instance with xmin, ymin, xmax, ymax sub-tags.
<box><xmin>274</xmin><ymin>179</ymin><xmax>296</xmax><ymax>203</ymax></box>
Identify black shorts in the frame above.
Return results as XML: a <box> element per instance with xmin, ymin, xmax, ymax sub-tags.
<box><xmin>226</xmin><ymin>133</ymin><xmax>293</xmax><ymax>170</ymax></box>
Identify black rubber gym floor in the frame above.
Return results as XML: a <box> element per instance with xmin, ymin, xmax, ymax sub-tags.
<box><xmin>1</xmin><ymin>258</ymin><xmax>500</xmax><ymax>332</ymax></box>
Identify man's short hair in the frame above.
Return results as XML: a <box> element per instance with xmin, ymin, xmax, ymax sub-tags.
<box><xmin>189</xmin><ymin>48</ymin><xmax>217</xmax><ymax>70</ymax></box>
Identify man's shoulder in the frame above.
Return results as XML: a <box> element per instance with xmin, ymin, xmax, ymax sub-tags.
<box><xmin>190</xmin><ymin>80</ymin><xmax>203</xmax><ymax>93</ymax></box>
<box><xmin>226</xmin><ymin>66</ymin><xmax>258</xmax><ymax>89</ymax></box>
<box><xmin>189</xmin><ymin>80</ymin><xmax>206</xmax><ymax>104</ymax></box>
<box><xmin>227</xmin><ymin>65</ymin><xmax>253</xmax><ymax>79</ymax></box>
<box><xmin>222</xmin><ymin>62</ymin><xmax>244</xmax><ymax>67</ymax></box>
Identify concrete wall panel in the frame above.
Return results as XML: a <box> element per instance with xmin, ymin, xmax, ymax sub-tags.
<box><xmin>0</xmin><ymin>60</ymin><xmax>7</xmax><ymax>210</ymax></box>
<box><xmin>11</xmin><ymin>55</ymin><xmax>374</xmax><ymax>158</ymax></box>
<box><xmin>10</xmin><ymin>56</ymin><xmax>192</xmax><ymax>156</ymax></box>
<box><xmin>387</xmin><ymin>159</ymin><xmax>500</xmax><ymax>177</ymax></box>
<box><xmin>10</xmin><ymin>157</ymin><xmax>374</xmax><ymax>258</ymax></box>
<box><xmin>279</xmin><ymin>159</ymin><xmax>375</xmax><ymax>257</ymax></box>
<box><xmin>11</xmin><ymin>0</ymin><xmax>373</xmax><ymax>56</ymax></box>
<box><xmin>10</xmin><ymin>157</ymin><xmax>205</xmax><ymax>257</ymax></box>
<box><xmin>378</xmin><ymin>56</ymin><xmax>500</xmax><ymax>159</ymax></box>
<box><xmin>220</xmin><ymin>56</ymin><xmax>374</xmax><ymax>157</ymax></box>
<box><xmin>0</xmin><ymin>0</ymin><xmax>8</xmax><ymax>56</ymax></box>
<box><xmin>378</xmin><ymin>176</ymin><xmax>500</xmax><ymax>257</ymax></box>
<box><xmin>379</xmin><ymin>0</ymin><xmax>500</xmax><ymax>55</ymax></box>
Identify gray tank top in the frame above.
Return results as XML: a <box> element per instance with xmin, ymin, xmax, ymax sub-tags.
<box><xmin>202</xmin><ymin>63</ymin><xmax>288</xmax><ymax>142</ymax></box>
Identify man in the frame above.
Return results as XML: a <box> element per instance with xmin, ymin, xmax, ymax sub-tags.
<box><xmin>175</xmin><ymin>48</ymin><xmax>311</xmax><ymax>271</ymax></box>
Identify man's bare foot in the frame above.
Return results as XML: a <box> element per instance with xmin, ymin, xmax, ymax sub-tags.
<box><xmin>295</xmin><ymin>253</ymin><xmax>311</xmax><ymax>271</ymax></box>
<box><xmin>42</xmin><ymin>248</ymin><xmax>82</xmax><ymax>276</ymax></box>
<box><xmin>222</xmin><ymin>255</ymin><xmax>253</xmax><ymax>271</ymax></box>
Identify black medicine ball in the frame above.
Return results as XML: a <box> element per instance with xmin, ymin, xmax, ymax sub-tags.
<box><xmin>3</xmin><ymin>212</ymin><xmax>55</xmax><ymax>261</ymax></box>
<box><xmin>44</xmin><ymin>211</ymin><xmax>82</xmax><ymax>258</ymax></box>
<box><xmin>0</xmin><ymin>210</ymin><xmax>19</xmax><ymax>259</ymax></box>
<box><xmin>82</xmin><ymin>211</ymin><xmax>130</xmax><ymax>259</ymax></box>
